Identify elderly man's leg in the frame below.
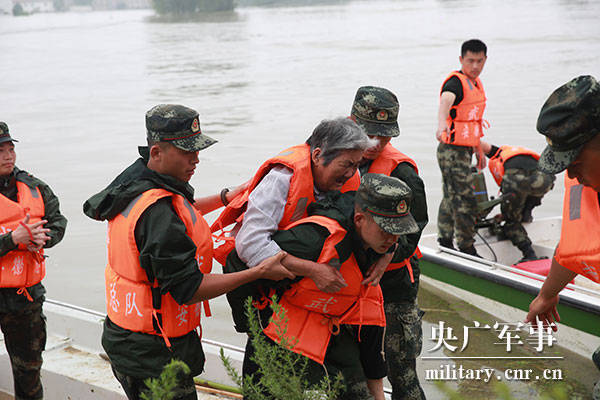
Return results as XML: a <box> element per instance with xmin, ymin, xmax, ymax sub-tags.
<box><xmin>0</xmin><ymin>300</ymin><xmax>46</xmax><ymax>400</ymax></box>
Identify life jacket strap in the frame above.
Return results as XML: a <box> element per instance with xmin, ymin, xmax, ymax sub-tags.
<box><xmin>16</xmin><ymin>287</ymin><xmax>33</xmax><ymax>302</ymax></box>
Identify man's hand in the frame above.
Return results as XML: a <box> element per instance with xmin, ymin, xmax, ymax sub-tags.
<box><xmin>11</xmin><ymin>214</ymin><xmax>50</xmax><ymax>249</ymax></box>
<box><xmin>226</xmin><ymin>180</ymin><xmax>250</xmax><ymax>204</ymax></box>
<box><xmin>435</xmin><ymin>126</ymin><xmax>448</xmax><ymax>142</ymax></box>
<box><xmin>310</xmin><ymin>263</ymin><xmax>347</xmax><ymax>293</ymax></box>
<box><xmin>525</xmin><ymin>293</ymin><xmax>560</xmax><ymax>332</ymax></box>
<box><xmin>362</xmin><ymin>247</ymin><xmax>394</xmax><ymax>286</ymax></box>
<box><xmin>474</xmin><ymin>144</ymin><xmax>486</xmax><ymax>170</ymax></box>
<box><xmin>257</xmin><ymin>251</ymin><xmax>295</xmax><ymax>281</ymax></box>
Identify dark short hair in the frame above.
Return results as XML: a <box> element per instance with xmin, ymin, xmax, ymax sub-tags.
<box><xmin>461</xmin><ymin>39</ymin><xmax>487</xmax><ymax>57</ymax></box>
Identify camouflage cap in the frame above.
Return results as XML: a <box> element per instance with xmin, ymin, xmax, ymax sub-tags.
<box><xmin>356</xmin><ymin>173</ymin><xmax>419</xmax><ymax>235</ymax></box>
<box><xmin>0</xmin><ymin>122</ymin><xmax>18</xmax><ymax>144</ymax></box>
<box><xmin>145</xmin><ymin>104</ymin><xmax>217</xmax><ymax>152</ymax></box>
<box><xmin>351</xmin><ymin>86</ymin><xmax>400</xmax><ymax>137</ymax></box>
<box><xmin>537</xmin><ymin>75</ymin><xmax>600</xmax><ymax>174</ymax></box>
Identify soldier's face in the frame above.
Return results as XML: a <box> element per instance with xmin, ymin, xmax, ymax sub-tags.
<box><xmin>459</xmin><ymin>51</ymin><xmax>487</xmax><ymax>80</ymax></box>
<box><xmin>567</xmin><ymin>140</ymin><xmax>600</xmax><ymax>192</ymax></box>
<box><xmin>312</xmin><ymin>148</ymin><xmax>363</xmax><ymax>192</ymax></box>
<box><xmin>150</xmin><ymin>143</ymin><xmax>199</xmax><ymax>182</ymax></box>
<box><xmin>363</xmin><ymin>136</ymin><xmax>391</xmax><ymax>161</ymax></box>
<box><xmin>0</xmin><ymin>142</ymin><xmax>16</xmax><ymax>177</ymax></box>
<box><xmin>355</xmin><ymin>211</ymin><xmax>399</xmax><ymax>254</ymax></box>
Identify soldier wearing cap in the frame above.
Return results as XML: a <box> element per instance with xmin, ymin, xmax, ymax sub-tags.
<box><xmin>351</xmin><ymin>86</ymin><xmax>428</xmax><ymax>400</ymax></box>
<box><xmin>229</xmin><ymin>173</ymin><xmax>418</xmax><ymax>400</ymax></box>
<box><xmin>480</xmin><ymin>140</ymin><xmax>555</xmax><ymax>262</ymax></box>
<box><xmin>524</xmin><ymin>75</ymin><xmax>600</xmax><ymax>398</ymax></box>
<box><xmin>436</xmin><ymin>39</ymin><xmax>489</xmax><ymax>257</ymax></box>
<box><xmin>0</xmin><ymin>122</ymin><xmax>67</xmax><ymax>400</ymax></box>
<box><xmin>83</xmin><ymin>104</ymin><xmax>293</xmax><ymax>400</ymax></box>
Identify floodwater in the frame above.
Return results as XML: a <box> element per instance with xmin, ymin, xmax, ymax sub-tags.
<box><xmin>1</xmin><ymin>0</ymin><xmax>599</xmax><ymax>397</ymax></box>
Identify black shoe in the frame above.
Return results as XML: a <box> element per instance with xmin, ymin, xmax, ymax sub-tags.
<box><xmin>438</xmin><ymin>238</ymin><xmax>455</xmax><ymax>250</ymax></box>
<box><xmin>459</xmin><ymin>246</ymin><xmax>481</xmax><ymax>258</ymax></box>
<box><xmin>517</xmin><ymin>242</ymin><xmax>537</xmax><ymax>262</ymax></box>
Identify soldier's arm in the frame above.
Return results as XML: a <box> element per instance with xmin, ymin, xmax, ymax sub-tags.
<box><xmin>0</xmin><ymin>232</ymin><xmax>17</xmax><ymax>257</ymax></box>
<box><xmin>193</xmin><ymin>180</ymin><xmax>249</xmax><ymax>215</ymax></box>
<box><xmin>136</xmin><ymin>199</ymin><xmax>293</xmax><ymax>306</ymax></box>
<box><xmin>273</xmin><ymin>223</ymin><xmax>347</xmax><ymax>293</ymax></box>
<box><xmin>436</xmin><ymin>92</ymin><xmax>456</xmax><ymax>141</ymax></box>
<box><xmin>36</xmin><ymin>179</ymin><xmax>67</xmax><ymax>249</ymax></box>
<box><xmin>390</xmin><ymin>163</ymin><xmax>428</xmax><ymax>262</ymax></box>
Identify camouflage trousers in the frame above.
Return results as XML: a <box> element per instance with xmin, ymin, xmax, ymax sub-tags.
<box><xmin>437</xmin><ymin>143</ymin><xmax>478</xmax><ymax>250</ymax></box>
<box><xmin>384</xmin><ymin>301</ymin><xmax>425</xmax><ymax>400</ymax></box>
<box><xmin>111</xmin><ymin>365</ymin><xmax>197</xmax><ymax>400</ymax></box>
<box><xmin>0</xmin><ymin>299</ymin><xmax>46</xmax><ymax>400</ymax></box>
<box><xmin>500</xmin><ymin>168</ymin><xmax>555</xmax><ymax>247</ymax></box>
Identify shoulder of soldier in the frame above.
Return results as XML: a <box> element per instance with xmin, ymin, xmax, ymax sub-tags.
<box><xmin>391</xmin><ymin>162</ymin><xmax>422</xmax><ymax>185</ymax></box>
<box><xmin>14</xmin><ymin>167</ymin><xmax>57</xmax><ymax>199</ymax></box>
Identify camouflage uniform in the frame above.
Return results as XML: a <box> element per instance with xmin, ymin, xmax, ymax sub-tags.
<box><xmin>383</xmin><ymin>302</ymin><xmax>425</xmax><ymax>400</ymax></box>
<box><xmin>0</xmin><ymin>300</ymin><xmax>47</xmax><ymax>400</ymax></box>
<box><xmin>500</xmin><ymin>168</ymin><xmax>555</xmax><ymax>248</ymax></box>
<box><xmin>352</xmin><ymin>87</ymin><xmax>428</xmax><ymax>400</ymax></box>
<box><xmin>0</xmin><ymin>122</ymin><xmax>67</xmax><ymax>400</ymax></box>
<box><xmin>437</xmin><ymin>142</ymin><xmax>478</xmax><ymax>251</ymax></box>
<box><xmin>535</xmin><ymin>76</ymin><xmax>600</xmax><ymax>399</ymax></box>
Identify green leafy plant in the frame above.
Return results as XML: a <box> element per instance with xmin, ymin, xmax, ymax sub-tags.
<box><xmin>221</xmin><ymin>296</ymin><xmax>344</xmax><ymax>399</ymax></box>
<box><xmin>141</xmin><ymin>359</ymin><xmax>191</xmax><ymax>400</ymax></box>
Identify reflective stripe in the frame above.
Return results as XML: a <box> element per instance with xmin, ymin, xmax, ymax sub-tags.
<box><xmin>182</xmin><ymin>198</ymin><xmax>197</xmax><ymax>225</ymax></box>
<box><xmin>28</xmin><ymin>186</ymin><xmax>39</xmax><ymax>198</ymax></box>
<box><xmin>466</xmin><ymin>78</ymin><xmax>474</xmax><ymax>90</ymax></box>
<box><xmin>121</xmin><ymin>193</ymin><xmax>144</xmax><ymax>218</ymax></box>
<box><xmin>290</xmin><ymin>197</ymin><xmax>309</xmax><ymax>223</ymax></box>
<box><xmin>569</xmin><ymin>184</ymin><xmax>584</xmax><ymax>221</ymax></box>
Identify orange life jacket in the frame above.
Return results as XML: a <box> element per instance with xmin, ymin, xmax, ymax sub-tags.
<box><xmin>488</xmin><ymin>146</ymin><xmax>540</xmax><ymax>186</ymax></box>
<box><xmin>555</xmin><ymin>176</ymin><xmax>600</xmax><ymax>283</ymax></box>
<box><xmin>263</xmin><ymin>215</ymin><xmax>386</xmax><ymax>364</ymax></box>
<box><xmin>105</xmin><ymin>189</ymin><xmax>213</xmax><ymax>346</ymax></box>
<box><xmin>440</xmin><ymin>71</ymin><xmax>487</xmax><ymax>147</ymax></box>
<box><xmin>211</xmin><ymin>144</ymin><xmax>360</xmax><ymax>265</ymax></box>
<box><xmin>366</xmin><ymin>143</ymin><xmax>421</xmax><ymax>280</ymax></box>
<box><xmin>0</xmin><ymin>181</ymin><xmax>46</xmax><ymax>299</ymax></box>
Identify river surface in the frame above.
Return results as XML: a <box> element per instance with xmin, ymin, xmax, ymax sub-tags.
<box><xmin>1</xmin><ymin>0</ymin><xmax>600</xmax><ymax>395</ymax></box>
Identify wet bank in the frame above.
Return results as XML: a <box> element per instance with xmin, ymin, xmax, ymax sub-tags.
<box><xmin>418</xmin><ymin>278</ymin><xmax>596</xmax><ymax>399</ymax></box>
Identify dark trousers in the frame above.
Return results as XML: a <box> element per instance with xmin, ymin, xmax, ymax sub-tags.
<box><xmin>111</xmin><ymin>365</ymin><xmax>198</xmax><ymax>400</ymax></box>
<box><xmin>0</xmin><ymin>299</ymin><xmax>46</xmax><ymax>400</ymax></box>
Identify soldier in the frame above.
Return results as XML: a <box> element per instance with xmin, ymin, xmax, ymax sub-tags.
<box><xmin>0</xmin><ymin>122</ymin><xmax>67</xmax><ymax>400</ymax></box>
<box><xmin>350</xmin><ymin>86</ymin><xmax>428</xmax><ymax>400</ymax></box>
<box><xmin>524</xmin><ymin>75</ymin><xmax>600</xmax><ymax>399</ymax></box>
<box><xmin>436</xmin><ymin>39</ymin><xmax>489</xmax><ymax>256</ymax></box>
<box><xmin>228</xmin><ymin>173</ymin><xmax>419</xmax><ymax>400</ymax></box>
<box><xmin>481</xmin><ymin>140</ymin><xmax>555</xmax><ymax>262</ymax></box>
<box><xmin>83</xmin><ymin>105</ymin><xmax>292</xmax><ymax>400</ymax></box>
